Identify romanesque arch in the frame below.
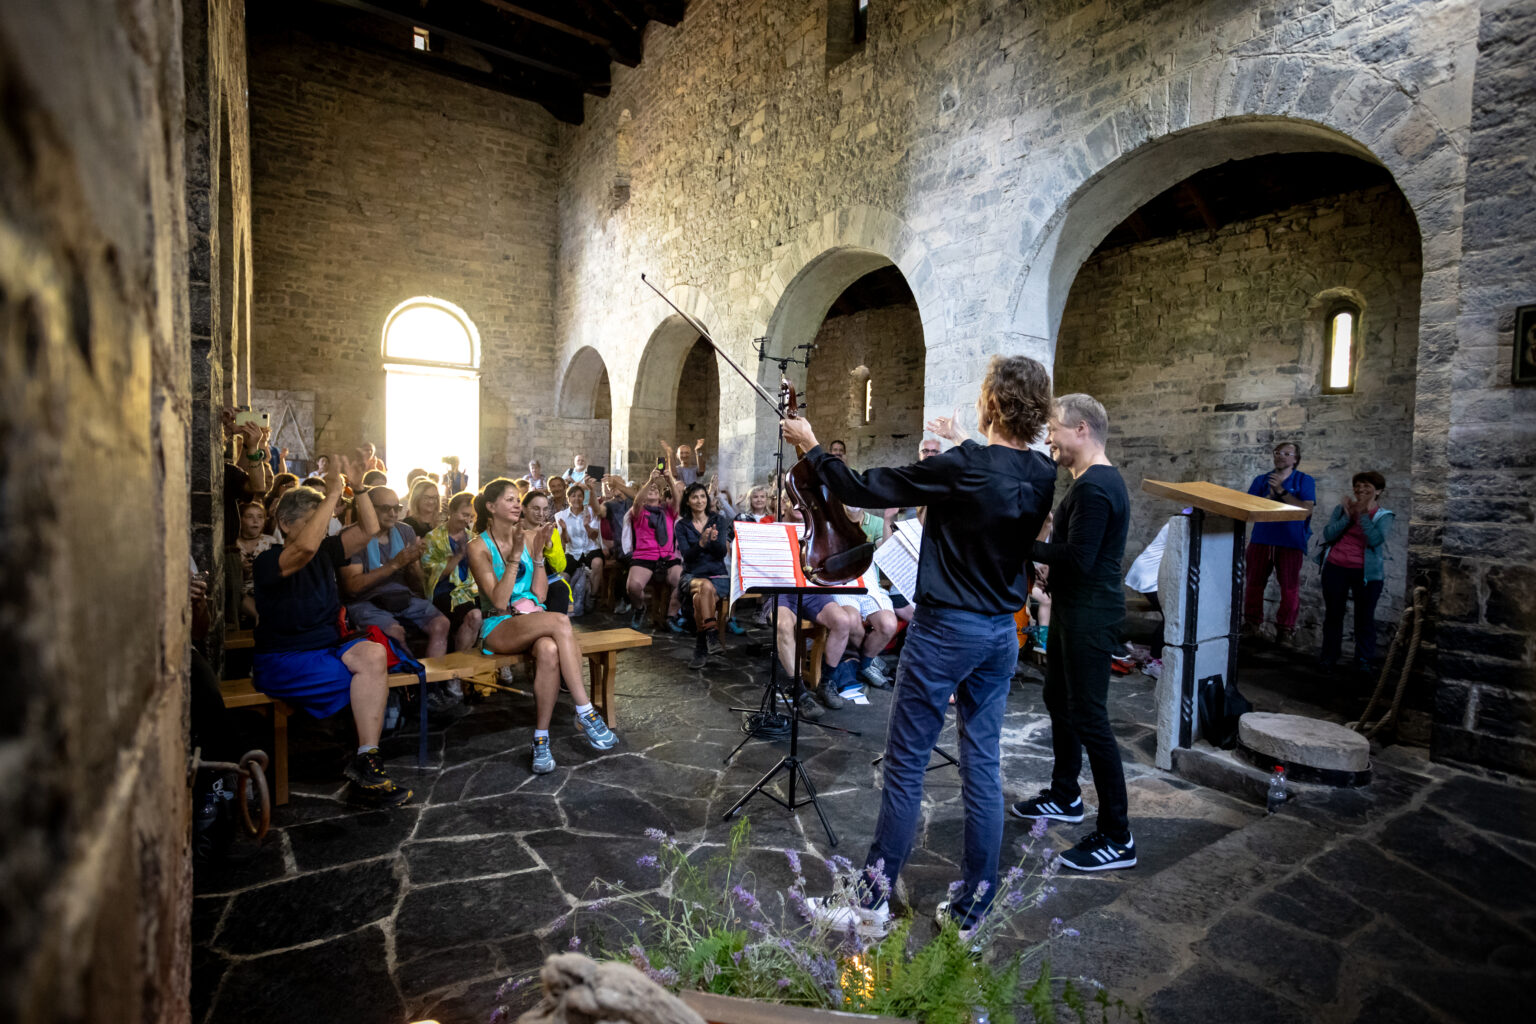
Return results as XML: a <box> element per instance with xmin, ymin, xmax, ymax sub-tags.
<box><xmin>624</xmin><ymin>282</ymin><xmax>721</xmax><ymax>482</ymax></box>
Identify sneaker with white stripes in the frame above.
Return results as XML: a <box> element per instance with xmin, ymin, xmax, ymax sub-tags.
<box><xmin>1058</xmin><ymin>831</ymin><xmax>1137</xmax><ymax>872</ymax></box>
<box><xmin>1008</xmin><ymin>790</ymin><xmax>1085</xmax><ymax>823</ymax></box>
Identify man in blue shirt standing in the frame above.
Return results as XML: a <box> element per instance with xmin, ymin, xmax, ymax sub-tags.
<box><xmin>1243</xmin><ymin>441</ymin><xmax>1316</xmax><ymax>644</ymax></box>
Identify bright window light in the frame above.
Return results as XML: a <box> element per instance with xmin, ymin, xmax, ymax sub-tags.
<box><xmin>413</xmin><ymin>27</ymin><xmax>430</xmax><ymax>51</ymax></box>
<box><xmin>1326</xmin><ymin>309</ymin><xmax>1355</xmax><ymax>392</ymax></box>
<box><xmin>385</xmin><ymin>303</ymin><xmax>475</xmax><ymax>365</ymax></box>
<box><xmin>864</xmin><ymin>378</ymin><xmax>873</xmax><ymax>424</ymax></box>
<box><xmin>384</xmin><ymin>365</ymin><xmax>478</xmax><ymax>495</ymax></box>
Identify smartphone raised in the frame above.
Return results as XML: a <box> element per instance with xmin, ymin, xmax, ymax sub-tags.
<box><xmin>234</xmin><ymin>410</ymin><xmax>270</xmax><ymax>430</ymax></box>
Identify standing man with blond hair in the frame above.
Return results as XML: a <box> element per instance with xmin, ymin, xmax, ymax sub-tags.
<box><xmin>1010</xmin><ymin>393</ymin><xmax>1136</xmax><ymax>872</ymax></box>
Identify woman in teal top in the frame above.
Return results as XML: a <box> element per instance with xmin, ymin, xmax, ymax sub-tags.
<box><xmin>466</xmin><ymin>478</ymin><xmax>617</xmax><ymax>774</ymax></box>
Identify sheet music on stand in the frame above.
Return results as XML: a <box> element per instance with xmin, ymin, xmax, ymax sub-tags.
<box><xmin>729</xmin><ymin>522</ymin><xmax>862</xmax><ymax>609</ymax></box>
<box><xmin>873</xmin><ymin>517</ymin><xmax>923</xmax><ymax>601</ymax></box>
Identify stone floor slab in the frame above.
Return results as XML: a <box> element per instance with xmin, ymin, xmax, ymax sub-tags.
<box><xmin>218</xmin><ymin>859</ymin><xmax>400</xmax><ymax>955</ymax></box>
<box><xmin>210</xmin><ymin>926</ymin><xmax>402</xmax><ymax>1024</ymax></box>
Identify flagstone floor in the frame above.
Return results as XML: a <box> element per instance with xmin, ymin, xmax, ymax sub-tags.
<box><xmin>193</xmin><ymin>613</ymin><xmax>1536</xmax><ymax>1024</ymax></box>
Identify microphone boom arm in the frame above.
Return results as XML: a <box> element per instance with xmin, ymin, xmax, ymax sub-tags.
<box><xmin>641</xmin><ymin>273</ymin><xmax>786</xmax><ymax>420</ymax></box>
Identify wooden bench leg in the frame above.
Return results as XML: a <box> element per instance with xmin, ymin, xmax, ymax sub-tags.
<box><xmin>806</xmin><ymin>626</ymin><xmax>828</xmax><ymax>688</ymax></box>
<box><xmin>587</xmin><ymin>650</ymin><xmax>618</xmax><ymax>729</ymax></box>
<box><xmin>271</xmin><ymin>702</ymin><xmax>291</xmax><ymax>806</ymax></box>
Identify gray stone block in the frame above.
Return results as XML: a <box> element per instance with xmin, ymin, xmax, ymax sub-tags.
<box><xmin>1238</xmin><ymin>712</ymin><xmax>1371</xmax><ymax>772</ymax></box>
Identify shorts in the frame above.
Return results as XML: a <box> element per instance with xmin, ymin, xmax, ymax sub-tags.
<box><xmin>777</xmin><ymin>592</ymin><xmax>839</xmax><ymax>621</ymax></box>
<box><xmin>253</xmin><ymin>636</ymin><xmax>377</xmax><ymax>719</ymax></box>
<box><xmin>835</xmin><ymin>590</ymin><xmax>894</xmax><ymax>620</ymax></box>
<box><xmin>544</xmin><ymin>575</ymin><xmax>574</xmax><ymax>615</ymax></box>
<box><xmin>629</xmin><ymin>556</ymin><xmax>680</xmax><ymax>574</ymax></box>
<box><xmin>569</xmin><ymin>550</ymin><xmax>603</xmax><ymax>569</ymax></box>
<box><xmin>685</xmin><ymin>575</ymin><xmax>730</xmax><ymax>602</ymax></box>
<box><xmin>433</xmin><ymin>591</ymin><xmax>480</xmax><ymax>635</ymax></box>
<box><xmin>347</xmin><ymin>595</ymin><xmax>445</xmax><ymax>633</ymax></box>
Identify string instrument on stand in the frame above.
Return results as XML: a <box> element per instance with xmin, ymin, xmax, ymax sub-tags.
<box><xmin>781</xmin><ymin>379</ymin><xmax>875</xmax><ymax>585</ymax></box>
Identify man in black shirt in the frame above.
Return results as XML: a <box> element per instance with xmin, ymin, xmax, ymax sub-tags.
<box><xmin>1010</xmin><ymin>393</ymin><xmax>1135</xmax><ymax>871</ymax></box>
<box><xmin>251</xmin><ymin>464</ymin><xmax>412</xmax><ymax>806</ymax></box>
<box><xmin>782</xmin><ymin>356</ymin><xmax>1056</xmax><ymax>936</ymax></box>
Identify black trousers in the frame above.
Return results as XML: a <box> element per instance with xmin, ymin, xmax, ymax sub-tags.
<box><xmin>1320</xmin><ymin>562</ymin><xmax>1383</xmax><ymax>664</ymax></box>
<box><xmin>1042</xmin><ymin>607</ymin><xmax>1130</xmax><ymax>840</ymax></box>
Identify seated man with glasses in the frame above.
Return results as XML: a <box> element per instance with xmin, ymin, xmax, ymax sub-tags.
<box><xmin>339</xmin><ymin>487</ymin><xmax>451</xmax><ymax>660</ymax></box>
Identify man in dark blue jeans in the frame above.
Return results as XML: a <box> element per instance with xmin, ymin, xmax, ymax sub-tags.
<box><xmin>781</xmin><ymin>355</ymin><xmax>1056</xmax><ymax>936</ymax></box>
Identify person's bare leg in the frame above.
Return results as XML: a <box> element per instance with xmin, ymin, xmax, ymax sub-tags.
<box><xmin>863</xmin><ymin>610</ymin><xmax>897</xmax><ymax>657</ymax></box>
<box><xmin>485</xmin><ymin>612</ymin><xmax>591</xmax><ymax>706</ymax></box>
<box><xmin>665</xmin><ymin>563</ymin><xmax>684</xmax><ymax>616</ymax></box>
<box><xmin>776</xmin><ymin>603</ymin><xmax>799</xmax><ymax>677</ymax></box>
<box><xmin>343</xmin><ymin>640</ymin><xmax>390</xmax><ymax>748</ymax></box>
<box><xmin>692</xmin><ymin>579</ymin><xmax>717</xmax><ymax>626</ymax></box>
<box><xmin>531</xmin><ymin>636</ymin><xmax>560</xmax><ymax>729</ymax></box>
<box><xmin>1034</xmin><ymin>589</ymin><xmax>1051</xmax><ymax>628</ymax></box>
<box><xmin>424</xmin><ymin>612</ymin><xmax>450</xmax><ymax>658</ymax></box>
<box><xmin>454</xmin><ymin>608</ymin><xmax>482</xmax><ymax>652</ymax></box>
<box><xmin>626</xmin><ymin>565</ymin><xmax>654</xmax><ymax>609</ymax></box>
<box><xmin>818</xmin><ymin>605</ymin><xmax>853</xmax><ymax>664</ymax></box>
<box><xmin>382</xmin><ymin>621</ymin><xmax>408</xmax><ymax>647</ymax></box>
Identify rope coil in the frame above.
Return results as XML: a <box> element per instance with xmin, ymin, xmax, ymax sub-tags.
<box><xmin>1352</xmin><ymin>585</ymin><xmax>1428</xmax><ymax>741</ymax></box>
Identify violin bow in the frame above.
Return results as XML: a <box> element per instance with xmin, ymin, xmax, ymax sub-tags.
<box><xmin>640</xmin><ymin>273</ymin><xmax>786</xmax><ymax>419</ymax></box>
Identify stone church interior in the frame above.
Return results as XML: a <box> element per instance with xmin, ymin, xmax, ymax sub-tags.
<box><xmin>3</xmin><ymin>1</ymin><xmax>1534</xmax><ymax>1022</ymax></box>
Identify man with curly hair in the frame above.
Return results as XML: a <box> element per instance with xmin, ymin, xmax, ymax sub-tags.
<box><xmin>781</xmin><ymin>355</ymin><xmax>1056</xmax><ymax>937</ymax></box>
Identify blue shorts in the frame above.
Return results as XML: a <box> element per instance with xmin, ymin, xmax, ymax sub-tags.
<box><xmin>253</xmin><ymin>636</ymin><xmax>377</xmax><ymax>719</ymax></box>
<box><xmin>777</xmin><ymin>592</ymin><xmax>838</xmax><ymax>620</ymax></box>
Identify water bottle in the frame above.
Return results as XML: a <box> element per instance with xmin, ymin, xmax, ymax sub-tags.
<box><xmin>1266</xmin><ymin>765</ymin><xmax>1288</xmax><ymax>813</ymax></box>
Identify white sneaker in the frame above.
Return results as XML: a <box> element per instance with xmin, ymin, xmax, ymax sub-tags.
<box><xmin>805</xmin><ymin>896</ymin><xmax>892</xmax><ymax>938</ymax></box>
<box><xmin>934</xmin><ymin>900</ymin><xmax>980</xmax><ymax>946</ymax></box>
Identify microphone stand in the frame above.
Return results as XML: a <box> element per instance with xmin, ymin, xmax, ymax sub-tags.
<box><xmin>642</xmin><ymin>275</ymin><xmax>857</xmax><ymax>845</ymax></box>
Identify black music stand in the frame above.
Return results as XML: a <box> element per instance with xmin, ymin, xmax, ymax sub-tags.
<box><xmin>722</xmin><ymin>584</ymin><xmax>861</xmax><ymax>847</ymax></box>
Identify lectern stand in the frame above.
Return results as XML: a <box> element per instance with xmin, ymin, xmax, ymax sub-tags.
<box><xmin>1140</xmin><ymin>480</ymin><xmax>1310</xmax><ymax>770</ymax></box>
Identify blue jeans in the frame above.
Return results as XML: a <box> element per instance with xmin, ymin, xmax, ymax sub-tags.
<box><xmin>864</xmin><ymin>605</ymin><xmax>1018</xmax><ymax>927</ymax></box>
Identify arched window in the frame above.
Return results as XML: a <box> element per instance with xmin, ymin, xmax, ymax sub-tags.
<box><xmin>1323</xmin><ymin>302</ymin><xmax>1359</xmax><ymax>394</ymax></box>
<box><xmin>382</xmin><ymin>297</ymin><xmax>480</xmax><ymax>493</ymax></box>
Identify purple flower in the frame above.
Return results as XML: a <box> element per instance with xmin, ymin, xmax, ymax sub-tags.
<box><xmin>1005</xmin><ymin>889</ymin><xmax>1027</xmax><ymax>907</ymax></box>
<box><xmin>567</xmin><ymin>935</ymin><xmax>582</xmax><ymax>950</ymax></box>
<box><xmin>974</xmin><ymin>880</ymin><xmax>990</xmax><ymax>898</ymax></box>
<box><xmin>648</xmin><ymin>966</ymin><xmax>680</xmax><ymax>987</ymax></box>
<box><xmin>788</xmin><ymin>888</ymin><xmax>813</xmax><ymax>922</ymax></box>
<box><xmin>732</xmin><ymin>951</ymin><xmax>744</xmax><ymax>966</ymax></box>
<box><xmin>748</xmin><ymin>919</ymin><xmax>770</xmax><ymax>934</ymax></box>
<box><xmin>628</xmin><ymin>944</ymin><xmax>652</xmax><ymax>971</ymax></box>
<box><xmin>948</xmin><ymin>880</ymin><xmax>964</xmax><ymax>896</ymax></box>
<box><xmin>731</xmin><ymin>884</ymin><xmax>761</xmax><ymax>912</ymax></box>
<box><xmin>1062</xmin><ymin>927</ymin><xmax>1081</xmax><ymax>938</ymax></box>
<box><xmin>1004</xmin><ymin>866</ymin><xmax>1025</xmax><ymax>886</ymax></box>
<box><xmin>490</xmin><ymin>1009</ymin><xmax>508</xmax><ymax>1024</ymax></box>
<box><xmin>495</xmin><ymin>977</ymin><xmax>526</xmax><ymax>1000</ymax></box>
<box><xmin>644</xmin><ymin>827</ymin><xmax>668</xmax><ymax>842</ymax></box>
<box><xmin>1030</xmin><ymin>817</ymin><xmax>1049</xmax><ymax>840</ymax></box>
<box><xmin>636</xmin><ymin>854</ymin><xmax>659</xmax><ymax>868</ymax></box>
<box><xmin>777</xmin><ymin>977</ymin><xmax>792</xmax><ymax>989</ymax></box>
<box><xmin>784</xmin><ymin>849</ymin><xmax>802</xmax><ymax>874</ymax></box>
<box><xmin>830</xmin><ymin>855</ymin><xmax>854</xmax><ymax>873</ymax></box>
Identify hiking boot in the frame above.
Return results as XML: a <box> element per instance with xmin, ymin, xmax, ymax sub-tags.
<box><xmin>343</xmin><ymin>748</ymin><xmax>413</xmax><ymax>806</ymax></box>
<box><xmin>1008</xmin><ymin>789</ymin><xmax>1085</xmax><ymax>823</ymax></box>
<box><xmin>1058</xmin><ymin>831</ymin><xmax>1137</xmax><ymax>872</ymax></box>
<box><xmin>815</xmin><ymin>678</ymin><xmax>846</xmax><ymax>710</ymax></box>
<box><xmin>859</xmin><ymin>659</ymin><xmax>892</xmax><ymax>689</ymax></box>
<box><xmin>574</xmin><ymin>708</ymin><xmax>618</xmax><ymax>750</ymax></box>
<box><xmin>530</xmin><ymin>735</ymin><xmax>556</xmax><ymax>774</ymax></box>
<box><xmin>688</xmin><ymin>639</ymin><xmax>708</xmax><ymax>670</ymax></box>
<box><xmin>706</xmin><ymin>631</ymin><xmax>725</xmax><ymax>657</ymax></box>
<box><xmin>789</xmin><ymin>684</ymin><xmax>824</xmax><ymax>721</ymax></box>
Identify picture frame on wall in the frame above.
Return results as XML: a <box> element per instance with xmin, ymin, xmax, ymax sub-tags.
<box><xmin>1515</xmin><ymin>304</ymin><xmax>1536</xmax><ymax>386</ymax></box>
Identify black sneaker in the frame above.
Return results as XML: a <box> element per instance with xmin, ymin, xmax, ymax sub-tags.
<box><xmin>629</xmin><ymin>610</ymin><xmax>648</xmax><ymax>631</ymax></box>
<box><xmin>705</xmin><ymin>631</ymin><xmax>725</xmax><ymax>657</ymax></box>
<box><xmin>1058</xmin><ymin>831</ymin><xmax>1136</xmax><ymax>872</ymax></box>
<box><xmin>343</xmin><ymin>748</ymin><xmax>412</xmax><ymax>806</ymax></box>
<box><xmin>688</xmin><ymin>639</ymin><xmax>708</xmax><ymax>670</ymax></box>
<box><xmin>1009</xmin><ymin>790</ymin><xmax>1085</xmax><ymax>823</ymax></box>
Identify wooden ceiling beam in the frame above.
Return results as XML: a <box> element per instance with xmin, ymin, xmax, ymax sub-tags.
<box><xmin>320</xmin><ymin>0</ymin><xmax>611</xmax><ymax>88</ymax></box>
<box><xmin>1179</xmin><ymin>181</ymin><xmax>1220</xmax><ymax>231</ymax></box>
<box><xmin>476</xmin><ymin>0</ymin><xmax>643</xmax><ymax>65</ymax></box>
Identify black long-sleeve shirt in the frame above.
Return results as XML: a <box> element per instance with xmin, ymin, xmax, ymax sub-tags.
<box><xmin>1033</xmin><ymin>464</ymin><xmax>1129</xmax><ymax>616</ymax></box>
<box><xmin>805</xmin><ymin>440</ymin><xmax>1056</xmax><ymax>614</ymax></box>
<box><xmin>677</xmin><ymin>512</ymin><xmax>733</xmax><ymax>577</ymax></box>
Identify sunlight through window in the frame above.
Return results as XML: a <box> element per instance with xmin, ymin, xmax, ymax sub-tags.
<box><xmin>383</xmin><ymin>298</ymin><xmax>479</xmax><ymax>493</ymax></box>
<box><xmin>1325</xmin><ymin>307</ymin><xmax>1356</xmax><ymax>393</ymax></box>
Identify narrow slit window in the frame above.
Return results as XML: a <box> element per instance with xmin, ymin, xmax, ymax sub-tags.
<box><xmin>1324</xmin><ymin>305</ymin><xmax>1358</xmax><ymax>394</ymax></box>
<box><xmin>863</xmin><ymin>378</ymin><xmax>873</xmax><ymax>424</ymax></box>
<box><xmin>413</xmin><ymin>27</ymin><xmax>430</xmax><ymax>51</ymax></box>
<box><xmin>855</xmin><ymin>0</ymin><xmax>870</xmax><ymax>45</ymax></box>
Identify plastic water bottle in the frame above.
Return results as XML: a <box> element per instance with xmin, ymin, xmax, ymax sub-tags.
<box><xmin>1266</xmin><ymin>765</ymin><xmax>1288</xmax><ymax>813</ymax></box>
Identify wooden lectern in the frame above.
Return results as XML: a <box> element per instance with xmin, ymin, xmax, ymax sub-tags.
<box><xmin>1140</xmin><ymin>480</ymin><xmax>1310</xmax><ymax>770</ymax></box>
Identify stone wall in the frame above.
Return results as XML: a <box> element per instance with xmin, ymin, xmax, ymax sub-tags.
<box><xmin>545</xmin><ymin>0</ymin><xmax>1526</xmax><ymax>771</ymax></box>
<box><xmin>0</xmin><ymin>0</ymin><xmax>199</xmax><ymax>1018</ymax></box>
<box><xmin>246</xmin><ymin>21</ymin><xmax>566</xmax><ymax>481</ymax></box>
<box><xmin>1434</xmin><ymin>0</ymin><xmax>1536</xmax><ymax>775</ymax></box>
<box><xmin>674</xmin><ymin>339</ymin><xmax>721</xmax><ymax>457</ymax></box>
<box><xmin>1056</xmin><ymin>184</ymin><xmax>1422</xmax><ymax>649</ymax></box>
<box><xmin>805</xmin><ymin>302</ymin><xmax>926</xmax><ymax>471</ymax></box>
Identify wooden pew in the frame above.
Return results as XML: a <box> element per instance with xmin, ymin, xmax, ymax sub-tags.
<box><xmin>219</xmin><ymin>627</ymin><xmax>651</xmax><ymax>804</ymax></box>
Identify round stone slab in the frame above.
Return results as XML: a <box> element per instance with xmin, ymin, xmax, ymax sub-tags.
<box><xmin>1238</xmin><ymin>712</ymin><xmax>1370</xmax><ymax>773</ymax></box>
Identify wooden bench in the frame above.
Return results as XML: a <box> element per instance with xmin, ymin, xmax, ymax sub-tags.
<box><xmin>219</xmin><ymin>627</ymin><xmax>652</xmax><ymax>804</ymax></box>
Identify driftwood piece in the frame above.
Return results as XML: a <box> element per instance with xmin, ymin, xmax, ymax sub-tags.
<box><xmin>515</xmin><ymin>953</ymin><xmax>708</xmax><ymax>1024</ymax></box>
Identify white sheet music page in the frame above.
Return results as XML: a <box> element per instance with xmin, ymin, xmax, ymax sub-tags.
<box><xmin>873</xmin><ymin>517</ymin><xmax>923</xmax><ymax>601</ymax></box>
<box><xmin>729</xmin><ymin>522</ymin><xmax>862</xmax><ymax>609</ymax></box>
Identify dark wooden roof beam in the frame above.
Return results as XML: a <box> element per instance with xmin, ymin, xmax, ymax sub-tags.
<box><xmin>323</xmin><ymin>0</ymin><xmax>612</xmax><ymax>89</ymax></box>
<box><xmin>478</xmin><ymin>0</ymin><xmax>644</xmax><ymax>66</ymax></box>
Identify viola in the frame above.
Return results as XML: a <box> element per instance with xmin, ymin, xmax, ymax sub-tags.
<box><xmin>781</xmin><ymin>379</ymin><xmax>875</xmax><ymax>585</ymax></box>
